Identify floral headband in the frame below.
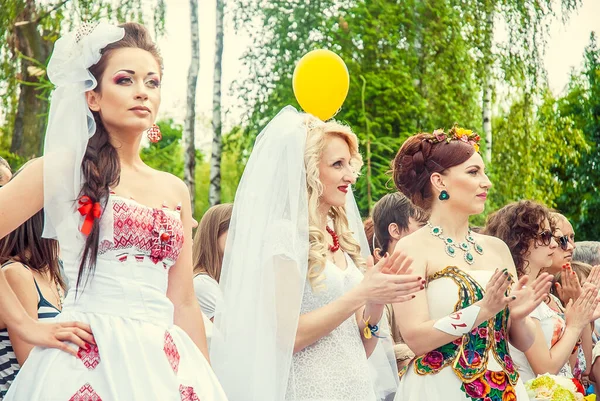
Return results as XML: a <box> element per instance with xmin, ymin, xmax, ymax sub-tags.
<box><xmin>425</xmin><ymin>125</ymin><xmax>481</xmax><ymax>153</ymax></box>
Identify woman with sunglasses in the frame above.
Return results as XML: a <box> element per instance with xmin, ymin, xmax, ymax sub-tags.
<box><xmin>549</xmin><ymin>213</ymin><xmax>577</xmax><ymax>274</ymax></box>
<box><xmin>485</xmin><ymin>200</ymin><xmax>600</xmax><ymax>382</ymax></box>
<box><xmin>547</xmin><ymin>213</ymin><xmax>598</xmax><ymax>384</ymax></box>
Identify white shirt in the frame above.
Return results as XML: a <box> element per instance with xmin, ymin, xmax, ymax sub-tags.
<box><xmin>193</xmin><ymin>274</ymin><xmax>222</xmax><ymax>320</ymax></box>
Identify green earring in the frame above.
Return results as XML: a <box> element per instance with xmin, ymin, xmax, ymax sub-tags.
<box><xmin>439</xmin><ymin>190</ymin><xmax>450</xmax><ymax>201</ymax></box>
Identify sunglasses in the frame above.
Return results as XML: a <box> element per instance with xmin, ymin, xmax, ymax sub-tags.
<box><xmin>554</xmin><ymin>235</ymin><xmax>569</xmax><ymax>251</ymax></box>
<box><xmin>536</xmin><ymin>230</ymin><xmax>553</xmax><ymax>246</ymax></box>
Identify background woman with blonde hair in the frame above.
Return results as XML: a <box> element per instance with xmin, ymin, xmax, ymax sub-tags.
<box><xmin>192</xmin><ymin>203</ymin><xmax>233</xmax><ymax>321</ymax></box>
<box><xmin>211</xmin><ymin>107</ymin><xmax>423</xmax><ymax>401</ymax></box>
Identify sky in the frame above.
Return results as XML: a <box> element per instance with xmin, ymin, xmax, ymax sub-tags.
<box><xmin>156</xmin><ymin>0</ymin><xmax>600</xmax><ymax>151</ymax></box>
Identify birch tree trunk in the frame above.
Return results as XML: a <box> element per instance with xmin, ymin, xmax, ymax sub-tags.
<box><xmin>184</xmin><ymin>0</ymin><xmax>200</xmax><ymax>207</ymax></box>
<box><xmin>209</xmin><ymin>0</ymin><xmax>225</xmax><ymax>206</ymax></box>
<box><xmin>482</xmin><ymin>9</ymin><xmax>494</xmax><ymax>164</ymax></box>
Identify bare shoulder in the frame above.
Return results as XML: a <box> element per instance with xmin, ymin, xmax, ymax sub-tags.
<box><xmin>149</xmin><ymin>170</ymin><xmax>190</xmax><ymax>201</ymax></box>
<box><xmin>476</xmin><ymin>232</ymin><xmax>511</xmax><ymax>256</ymax></box>
<box><xmin>3</xmin><ymin>262</ymin><xmax>35</xmax><ymax>286</ymax></box>
<box><xmin>395</xmin><ymin>226</ymin><xmax>430</xmax><ymax>259</ymax></box>
<box><xmin>474</xmin><ymin>232</ymin><xmax>516</xmax><ymax>272</ymax></box>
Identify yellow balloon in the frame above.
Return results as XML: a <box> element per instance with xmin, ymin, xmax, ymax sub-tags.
<box><xmin>292</xmin><ymin>49</ymin><xmax>349</xmax><ymax>121</ymax></box>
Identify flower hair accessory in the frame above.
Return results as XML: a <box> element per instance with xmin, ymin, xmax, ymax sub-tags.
<box><xmin>425</xmin><ymin>124</ymin><xmax>481</xmax><ymax>153</ymax></box>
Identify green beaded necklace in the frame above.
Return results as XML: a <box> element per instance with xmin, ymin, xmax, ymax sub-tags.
<box><xmin>427</xmin><ymin>221</ymin><xmax>484</xmax><ymax>265</ymax></box>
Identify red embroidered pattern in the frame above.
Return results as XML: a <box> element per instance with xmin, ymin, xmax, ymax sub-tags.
<box><xmin>69</xmin><ymin>383</ymin><xmax>102</xmax><ymax>401</ymax></box>
<box><xmin>164</xmin><ymin>330</ymin><xmax>180</xmax><ymax>374</ymax></box>
<box><xmin>77</xmin><ymin>344</ymin><xmax>101</xmax><ymax>370</ymax></box>
<box><xmin>179</xmin><ymin>385</ymin><xmax>200</xmax><ymax>401</ymax></box>
<box><xmin>99</xmin><ymin>197</ymin><xmax>184</xmax><ymax>265</ymax></box>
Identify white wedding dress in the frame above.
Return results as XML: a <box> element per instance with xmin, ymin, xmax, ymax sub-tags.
<box><xmin>5</xmin><ymin>194</ymin><xmax>228</xmax><ymax>401</ymax></box>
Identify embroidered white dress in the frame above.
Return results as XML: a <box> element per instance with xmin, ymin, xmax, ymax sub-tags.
<box><xmin>286</xmin><ymin>253</ymin><xmax>376</xmax><ymax>401</ymax></box>
<box><xmin>5</xmin><ymin>195</ymin><xmax>228</xmax><ymax>401</ymax></box>
<box><xmin>395</xmin><ymin>267</ymin><xmax>528</xmax><ymax>401</ymax></box>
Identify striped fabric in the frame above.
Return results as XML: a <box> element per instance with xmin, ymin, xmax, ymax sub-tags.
<box><xmin>0</xmin><ymin>262</ymin><xmax>60</xmax><ymax>398</ymax></box>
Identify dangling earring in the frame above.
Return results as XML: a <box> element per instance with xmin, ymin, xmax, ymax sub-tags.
<box><xmin>147</xmin><ymin>124</ymin><xmax>162</xmax><ymax>143</ymax></box>
<box><xmin>439</xmin><ymin>190</ymin><xmax>450</xmax><ymax>201</ymax></box>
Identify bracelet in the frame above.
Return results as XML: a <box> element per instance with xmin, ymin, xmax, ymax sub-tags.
<box><xmin>363</xmin><ymin>316</ymin><xmax>385</xmax><ymax>339</ymax></box>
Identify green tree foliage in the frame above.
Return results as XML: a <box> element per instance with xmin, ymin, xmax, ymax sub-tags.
<box><xmin>231</xmin><ymin>0</ymin><xmax>588</xmax><ymax>221</ymax></box>
<box><xmin>554</xmin><ymin>33</ymin><xmax>600</xmax><ymax>239</ymax></box>
<box><xmin>194</xmin><ymin>127</ymin><xmax>245</xmax><ymax>217</ymax></box>
<box><xmin>0</xmin><ymin>0</ymin><xmax>166</xmax><ymax>159</ymax></box>
<box><xmin>140</xmin><ymin>118</ymin><xmax>185</xmax><ymax>178</ymax></box>
<box><xmin>234</xmin><ymin>0</ymin><xmax>485</xmax><ymax>213</ymax></box>
<box><xmin>487</xmin><ymin>90</ymin><xmax>587</xmax><ymax>212</ymax></box>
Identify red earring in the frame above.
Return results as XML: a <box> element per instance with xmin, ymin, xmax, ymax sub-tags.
<box><xmin>147</xmin><ymin>124</ymin><xmax>162</xmax><ymax>143</ymax></box>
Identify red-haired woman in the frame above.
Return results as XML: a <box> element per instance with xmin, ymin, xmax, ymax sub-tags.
<box><xmin>390</xmin><ymin>127</ymin><xmax>554</xmax><ymax>400</ymax></box>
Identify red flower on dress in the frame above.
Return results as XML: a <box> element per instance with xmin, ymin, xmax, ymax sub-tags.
<box><xmin>503</xmin><ymin>355</ymin><xmax>515</xmax><ymax>373</ymax></box>
<box><xmin>179</xmin><ymin>385</ymin><xmax>200</xmax><ymax>401</ymax></box>
<box><xmin>478</xmin><ymin>327</ymin><xmax>489</xmax><ymax>339</ymax></box>
<box><xmin>484</xmin><ymin>370</ymin><xmax>507</xmax><ymax>391</ymax></box>
<box><xmin>164</xmin><ymin>330</ymin><xmax>180</xmax><ymax>374</ymax></box>
<box><xmin>494</xmin><ymin>330</ymin><xmax>504</xmax><ymax>342</ymax></box>
<box><xmin>69</xmin><ymin>383</ymin><xmax>102</xmax><ymax>401</ymax></box>
<box><xmin>463</xmin><ymin>376</ymin><xmax>491</xmax><ymax>399</ymax></box>
<box><xmin>458</xmin><ymin>350</ymin><xmax>482</xmax><ymax>369</ymax></box>
<box><xmin>77</xmin><ymin>344</ymin><xmax>101</xmax><ymax>371</ymax></box>
<box><xmin>422</xmin><ymin>350</ymin><xmax>444</xmax><ymax>370</ymax></box>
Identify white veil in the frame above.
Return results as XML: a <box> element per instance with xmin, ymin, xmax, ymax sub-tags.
<box><xmin>211</xmin><ymin>105</ymin><xmax>398</xmax><ymax>401</ymax></box>
<box><xmin>211</xmin><ymin>106</ymin><xmax>310</xmax><ymax>401</ymax></box>
<box><xmin>42</xmin><ymin>23</ymin><xmax>124</xmax><ymax>245</ymax></box>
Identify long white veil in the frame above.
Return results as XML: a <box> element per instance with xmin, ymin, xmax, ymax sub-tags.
<box><xmin>211</xmin><ymin>106</ymin><xmax>310</xmax><ymax>401</ymax></box>
<box><xmin>211</xmin><ymin>105</ymin><xmax>398</xmax><ymax>401</ymax></box>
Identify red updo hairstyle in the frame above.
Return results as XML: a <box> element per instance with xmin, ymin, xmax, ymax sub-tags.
<box><xmin>391</xmin><ymin>133</ymin><xmax>475</xmax><ymax>210</ymax></box>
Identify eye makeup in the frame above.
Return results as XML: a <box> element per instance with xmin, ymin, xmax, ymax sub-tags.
<box><xmin>146</xmin><ymin>75</ymin><xmax>161</xmax><ymax>87</ymax></box>
<box><xmin>112</xmin><ymin>70</ymin><xmax>160</xmax><ymax>87</ymax></box>
<box><xmin>113</xmin><ymin>72</ymin><xmax>132</xmax><ymax>84</ymax></box>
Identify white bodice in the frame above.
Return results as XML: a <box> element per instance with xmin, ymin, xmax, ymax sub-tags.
<box><xmin>287</xmin><ymin>253</ymin><xmax>375</xmax><ymax>401</ymax></box>
<box><xmin>59</xmin><ymin>195</ymin><xmax>184</xmax><ymax>327</ymax></box>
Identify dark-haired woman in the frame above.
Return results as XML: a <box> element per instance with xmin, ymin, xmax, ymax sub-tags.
<box><xmin>0</xmin><ymin>172</ymin><xmax>64</xmax><ymax>397</ymax></box>
<box><xmin>390</xmin><ymin>127</ymin><xmax>554</xmax><ymax>400</ymax></box>
<box><xmin>485</xmin><ymin>201</ymin><xmax>600</xmax><ymax>384</ymax></box>
<box><xmin>0</xmin><ymin>23</ymin><xmax>227</xmax><ymax>400</ymax></box>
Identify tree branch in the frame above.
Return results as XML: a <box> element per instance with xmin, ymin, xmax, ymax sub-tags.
<box><xmin>36</xmin><ymin>0</ymin><xmax>70</xmax><ymax>24</ymax></box>
<box><xmin>14</xmin><ymin>0</ymin><xmax>70</xmax><ymax>27</ymax></box>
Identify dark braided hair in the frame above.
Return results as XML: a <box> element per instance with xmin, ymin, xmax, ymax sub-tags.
<box><xmin>391</xmin><ymin>133</ymin><xmax>475</xmax><ymax>210</ymax></box>
<box><xmin>76</xmin><ymin>23</ymin><xmax>163</xmax><ymax>291</ymax></box>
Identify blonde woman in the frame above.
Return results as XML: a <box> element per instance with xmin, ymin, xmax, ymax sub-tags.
<box><xmin>211</xmin><ymin>107</ymin><xmax>423</xmax><ymax>401</ymax></box>
<box><xmin>192</xmin><ymin>203</ymin><xmax>233</xmax><ymax>321</ymax></box>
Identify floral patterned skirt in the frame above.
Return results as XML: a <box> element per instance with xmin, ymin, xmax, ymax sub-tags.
<box><xmin>395</xmin><ymin>363</ymin><xmax>529</xmax><ymax>401</ymax></box>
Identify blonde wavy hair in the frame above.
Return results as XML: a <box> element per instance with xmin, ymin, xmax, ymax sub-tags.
<box><xmin>304</xmin><ymin>116</ymin><xmax>365</xmax><ymax>289</ymax></box>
